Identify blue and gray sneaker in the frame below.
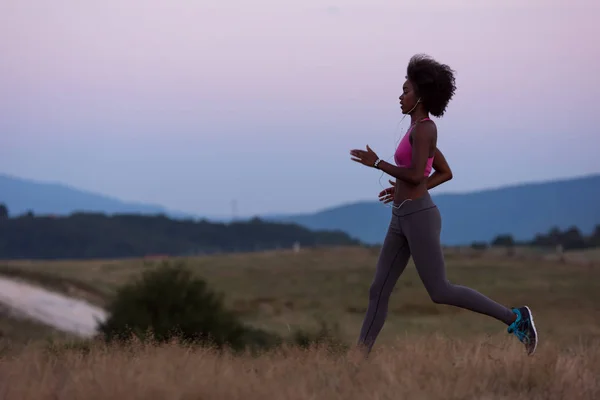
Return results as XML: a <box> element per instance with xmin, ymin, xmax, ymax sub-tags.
<box><xmin>507</xmin><ymin>306</ymin><xmax>538</xmax><ymax>355</ymax></box>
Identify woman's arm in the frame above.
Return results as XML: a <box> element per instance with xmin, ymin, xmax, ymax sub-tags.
<box><xmin>375</xmin><ymin>123</ymin><xmax>435</xmax><ymax>185</ymax></box>
<box><xmin>427</xmin><ymin>147</ymin><xmax>453</xmax><ymax>190</ymax></box>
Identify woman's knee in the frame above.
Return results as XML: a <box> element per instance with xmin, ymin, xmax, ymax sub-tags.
<box><xmin>427</xmin><ymin>282</ymin><xmax>453</xmax><ymax>304</ymax></box>
<box><xmin>429</xmin><ymin>291</ymin><xmax>446</xmax><ymax>304</ymax></box>
<box><xmin>368</xmin><ymin>283</ymin><xmax>383</xmax><ymax>300</ymax></box>
<box><xmin>368</xmin><ymin>281</ymin><xmax>392</xmax><ymax>301</ymax></box>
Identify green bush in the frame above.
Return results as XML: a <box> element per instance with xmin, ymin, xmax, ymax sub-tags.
<box><xmin>97</xmin><ymin>261</ymin><xmax>279</xmax><ymax>351</ymax></box>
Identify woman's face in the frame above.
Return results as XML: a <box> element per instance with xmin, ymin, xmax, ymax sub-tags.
<box><xmin>399</xmin><ymin>79</ymin><xmax>419</xmax><ymax>114</ymax></box>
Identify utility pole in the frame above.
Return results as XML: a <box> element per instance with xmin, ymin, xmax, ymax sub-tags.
<box><xmin>231</xmin><ymin>199</ymin><xmax>238</xmax><ymax>221</ymax></box>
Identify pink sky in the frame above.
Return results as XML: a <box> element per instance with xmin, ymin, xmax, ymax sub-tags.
<box><xmin>1</xmin><ymin>0</ymin><xmax>599</xmax><ymax>217</ymax></box>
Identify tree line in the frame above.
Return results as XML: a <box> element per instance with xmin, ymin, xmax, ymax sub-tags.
<box><xmin>2</xmin><ymin>203</ymin><xmax>598</xmax><ymax>259</ymax></box>
<box><xmin>486</xmin><ymin>225</ymin><xmax>600</xmax><ymax>251</ymax></box>
<box><xmin>0</xmin><ymin>204</ymin><xmax>360</xmax><ymax>260</ymax></box>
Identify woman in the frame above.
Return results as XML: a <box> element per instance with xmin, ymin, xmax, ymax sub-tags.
<box><xmin>349</xmin><ymin>54</ymin><xmax>537</xmax><ymax>356</ymax></box>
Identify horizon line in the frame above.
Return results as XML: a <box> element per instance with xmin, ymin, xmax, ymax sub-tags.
<box><xmin>2</xmin><ymin>171</ymin><xmax>599</xmax><ymax>219</ymax></box>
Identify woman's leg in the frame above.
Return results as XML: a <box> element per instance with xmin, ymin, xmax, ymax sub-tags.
<box><xmin>403</xmin><ymin>205</ymin><xmax>538</xmax><ymax>355</ymax></box>
<box><xmin>357</xmin><ymin>216</ymin><xmax>411</xmax><ymax>353</ymax></box>
<box><xmin>402</xmin><ymin>206</ymin><xmax>517</xmax><ymax>325</ymax></box>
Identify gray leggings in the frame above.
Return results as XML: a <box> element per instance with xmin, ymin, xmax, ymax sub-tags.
<box><xmin>357</xmin><ymin>192</ymin><xmax>515</xmax><ymax>352</ymax></box>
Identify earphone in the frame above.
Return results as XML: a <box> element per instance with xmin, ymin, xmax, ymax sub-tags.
<box><xmin>377</xmin><ymin>98</ymin><xmax>422</xmax><ymax>210</ymax></box>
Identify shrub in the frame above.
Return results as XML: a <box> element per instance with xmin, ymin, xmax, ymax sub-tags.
<box><xmin>97</xmin><ymin>261</ymin><xmax>278</xmax><ymax>351</ymax></box>
<box><xmin>491</xmin><ymin>234</ymin><xmax>515</xmax><ymax>247</ymax></box>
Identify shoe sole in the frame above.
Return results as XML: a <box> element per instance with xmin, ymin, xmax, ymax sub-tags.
<box><xmin>524</xmin><ymin>305</ymin><xmax>538</xmax><ymax>356</ymax></box>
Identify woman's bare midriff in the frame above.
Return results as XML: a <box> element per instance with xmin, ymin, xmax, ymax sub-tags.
<box><xmin>393</xmin><ymin>179</ymin><xmax>429</xmax><ymax>204</ymax></box>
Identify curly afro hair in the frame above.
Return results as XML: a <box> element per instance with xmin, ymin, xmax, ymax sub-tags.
<box><xmin>406</xmin><ymin>54</ymin><xmax>456</xmax><ymax>118</ymax></box>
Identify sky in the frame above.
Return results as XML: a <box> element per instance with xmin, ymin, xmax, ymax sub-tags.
<box><xmin>1</xmin><ymin>0</ymin><xmax>599</xmax><ymax>218</ymax></box>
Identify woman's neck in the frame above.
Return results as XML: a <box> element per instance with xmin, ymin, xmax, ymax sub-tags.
<box><xmin>410</xmin><ymin>111</ymin><xmax>429</xmax><ymax>125</ymax></box>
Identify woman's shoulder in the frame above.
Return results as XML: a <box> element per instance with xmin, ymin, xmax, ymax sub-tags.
<box><xmin>410</xmin><ymin>119</ymin><xmax>437</xmax><ymax>141</ymax></box>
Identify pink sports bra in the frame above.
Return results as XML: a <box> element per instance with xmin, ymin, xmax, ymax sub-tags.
<box><xmin>394</xmin><ymin>117</ymin><xmax>435</xmax><ymax>177</ymax></box>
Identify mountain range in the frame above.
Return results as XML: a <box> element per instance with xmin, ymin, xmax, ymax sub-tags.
<box><xmin>0</xmin><ymin>174</ymin><xmax>192</xmax><ymax>219</ymax></box>
<box><xmin>2</xmin><ymin>172</ymin><xmax>600</xmax><ymax>246</ymax></box>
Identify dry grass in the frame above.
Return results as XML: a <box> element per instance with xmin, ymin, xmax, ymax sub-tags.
<box><xmin>0</xmin><ymin>246</ymin><xmax>599</xmax><ymax>398</ymax></box>
<box><xmin>1</xmin><ymin>335</ymin><xmax>598</xmax><ymax>399</ymax></box>
<box><xmin>0</xmin><ymin>307</ymin><xmax>72</xmax><ymax>355</ymax></box>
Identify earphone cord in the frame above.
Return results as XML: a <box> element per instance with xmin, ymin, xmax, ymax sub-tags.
<box><xmin>377</xmin><ymin>99</ymin><xmax>423</xmax><ymax>210</ymax></box>
<box><xmin>377</xmin><ymin>114</ymin><xmax>409</xmax><ymax>210</ymax></box>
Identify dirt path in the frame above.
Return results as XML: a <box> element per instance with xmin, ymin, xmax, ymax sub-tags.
<box><xmin>0</xmin><ymin>276</ymin><xmax>108</xmax><ymax>337</ymax></box>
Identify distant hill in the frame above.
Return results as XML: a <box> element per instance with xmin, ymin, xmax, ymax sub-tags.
<box><xmin>0</xmin><ymin>173</ymin><xmax>191</xmax><ymax>218</ymax></box>
<box><xmin>267</xmin><ymin>174</ymin><xmax>600</xmax><ymax>246</ymax></box>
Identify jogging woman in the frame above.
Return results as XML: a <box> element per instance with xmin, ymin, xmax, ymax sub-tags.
<box><xmin>349</xmin><ymin>54</ymin><xmax>538</xmax><ymax>356</ymax></box>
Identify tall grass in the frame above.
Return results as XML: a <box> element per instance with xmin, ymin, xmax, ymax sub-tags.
<box><xmin>1</xmin><ymin>334</ymin><xmax>598</xmax><ymax>399</ymax></box>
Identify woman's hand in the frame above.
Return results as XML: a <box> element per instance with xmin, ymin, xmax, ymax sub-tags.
<box><xmin>350</xmin><ymin>145</ymin><xmax>380</xmax><ymax>167</ymax></box>
<box><xmin>379</xmin><ymin>180</ymin><xmax>395</xmax><ymax>204</ymax></box>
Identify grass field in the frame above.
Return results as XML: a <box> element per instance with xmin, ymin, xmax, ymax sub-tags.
<box><xmin>0</xmin><ymin>246</ymin><xmax>599</xmax><ymax>398</ymax></box>
<box><xmin>2</xmin><ymin>336</ymin><xmax>598</xmax><ymax>399</ymax></box>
